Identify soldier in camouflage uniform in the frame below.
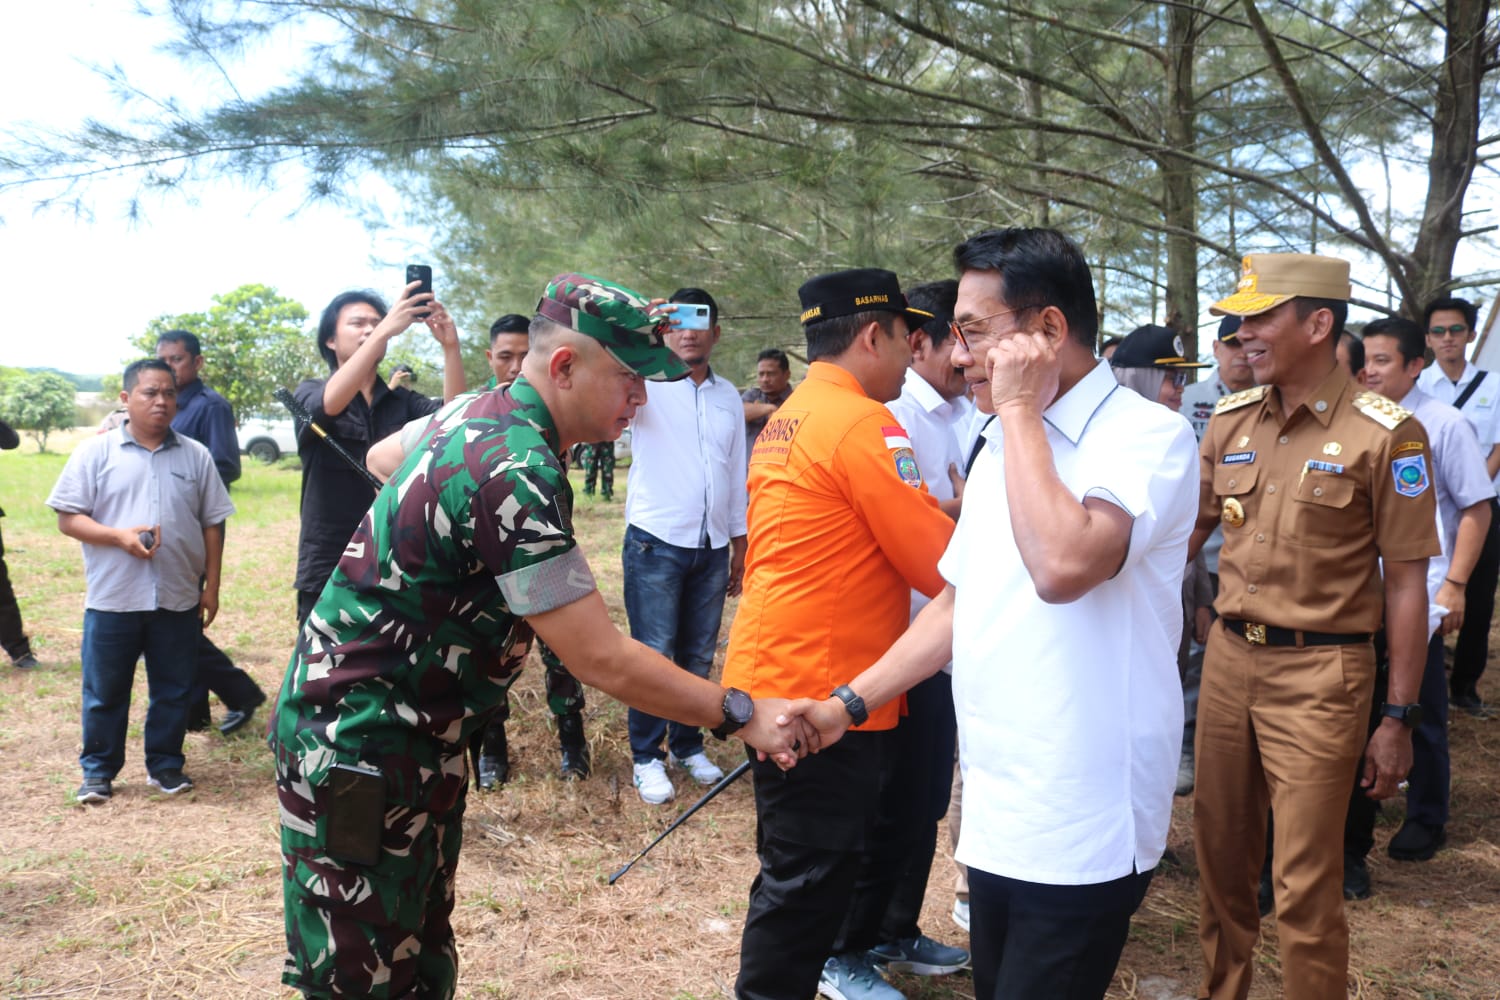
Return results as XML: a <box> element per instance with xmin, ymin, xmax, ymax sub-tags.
<box><xmin>273</xmin><ymin>274</ymin><xmax>809</xmax><ymax>999</ymax></box>
<box><xmin>581</xmin><ymin>440</ymin><xmax>615</xmax><ymax>499</ymax></box>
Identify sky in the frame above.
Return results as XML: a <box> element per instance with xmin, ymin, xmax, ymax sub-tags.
<box><xmin>4</xmin><ymin>4</ymin><xmax>1497</xmax><ymax>375</ymax></box>
<box><xmin>0</xmin><ymin>2</ymin><xmax>436</xmax><ymax>375</ymax></box>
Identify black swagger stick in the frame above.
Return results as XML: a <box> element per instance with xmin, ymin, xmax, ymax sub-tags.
<box><xmin>273</xmin><ymin>387</ymin><xmax>383</xmax><ymax>493</ymax></box>
<box><xmin>609</xmin><ymin>760</ymin><xmax>752</xmax><ymax>885</ymax></box>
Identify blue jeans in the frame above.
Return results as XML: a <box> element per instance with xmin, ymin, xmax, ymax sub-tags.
<box><xmin>80</xmin><ymin>608</ymin><xmax>200</xmax><ymax>779</ymax></box>
<box><xmin>622</xmin><ymin>525</ymin><xmax>729</xmax><ymax>763</ymax></box>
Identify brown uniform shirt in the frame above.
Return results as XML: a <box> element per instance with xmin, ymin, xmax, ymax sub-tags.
<box><xmin>1197</xmin><ymin>364</ymin><xmax>1439</xmax><ymax>633</ymax></box>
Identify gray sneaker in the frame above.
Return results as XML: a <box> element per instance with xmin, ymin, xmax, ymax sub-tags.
<box><xmin>76</xmin><ymin>778</ymin><xmax>112</xmax><ymax>804</ymax></box>
<box><xmin>147</xmin><ymin>769</ymin><xmax>195</xmax><ymax>795</ymax></box>
<box><xmin>869</xmin><ymin>934</ymin><xmax>970</xmax><ymax>975</ymax></box>
<box><xmin>818</xmin><ymin>953</ymin><xmax>905</xmax><ymax>1000</ymax></box>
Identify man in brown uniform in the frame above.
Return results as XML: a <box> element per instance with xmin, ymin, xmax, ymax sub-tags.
<box><xmin>1189</xmin><ymin>254</ymin><xmax>1439</xmax><ymax>1000</ymax></box>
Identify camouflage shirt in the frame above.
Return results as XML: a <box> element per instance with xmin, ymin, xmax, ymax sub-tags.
<box><xmin>272</xmin><ymin>377</ymin><xmax>596</xmax><ymax>824</ymax></box>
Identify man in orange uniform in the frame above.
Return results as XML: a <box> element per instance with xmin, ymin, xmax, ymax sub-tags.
<box><xmin>724</xmin><ymin>269</ymin><xmax>956</xmax><ymax>1000</ymax></box>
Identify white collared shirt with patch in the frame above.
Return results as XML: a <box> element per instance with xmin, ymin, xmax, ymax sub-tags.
<box><xmin>1418</xmin><ymin>362</ymin><xmax>1500</xmax><ymax>486</ymax></box>
<box><xmin>941</xmin><ymin>359</ymin><xmax>1198</xmax><ymax>885</ymax></box>
<box><xmin>625</xmin><ymin>369</ymin><xmax>748</xmax><ymax>549</ymax></box>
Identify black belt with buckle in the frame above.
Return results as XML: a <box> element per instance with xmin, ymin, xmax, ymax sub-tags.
<box><xmin>1222</xmin><ymin>618</ymin><xmax>1372</xmax><ymax>648</ymax></box>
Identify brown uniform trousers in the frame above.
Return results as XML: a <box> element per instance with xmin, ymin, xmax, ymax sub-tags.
<box><xmin>1194</xmin><ymin>367</ymin><xmax>1437</xmax><ymax>1000</ymax></box>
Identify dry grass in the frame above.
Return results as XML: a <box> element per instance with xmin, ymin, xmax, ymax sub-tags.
<box><xmin>2</xmin><ymin>435</ymin><xmax>1499</xmax><ymax>998</ymax></box>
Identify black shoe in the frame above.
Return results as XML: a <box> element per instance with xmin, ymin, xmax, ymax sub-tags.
<box><xmin>147</xmin><ymin>769</ymin><xmax>195</xmax><ymax>795</ymax></box>
<box><xmin>1343</xmin><ymin>854</ymin><xmax>1371</xmax><ymax>900</ymax></box>
<box><xmin>477</xmin><ymin>755</ymin><xmax>509</xmax><ymax>791</ymax></box>
<box><xmin>219</xmin><ymin>689</ymin><xmax>268</xmax><ymax>737</ymax></box>
<box><xmin>1388</xmin><ymin>820</ymin><xmax>1446</xmax><ymax>861</ymax></box>
<box><xmin>1257</xmin><ymin>870</ymin><xmax>1274</xmax><ymax>918</ymax></box>
<box><xmin>185</xmin><ymin>695</ymin><xmax>213</xmax><ymax>732</ymax></box>
<box><xmin>13</xmin><ymin>652</ymin><xmax>38</xmax><ymax>670</ymax></box>
<box><xmin>557</xmin><ymin>711</ymin><xmax>591</xmax><ymax>780</ymax></box>
<box><xmin>1451</xmin><ymin>692</ymin><xmax>1493</xmax><ymax>719</ymax></box>
<box><xmin>76</xmin><ymin>777</ymin><xmax>112</xmax><ymax>804</ymax></box>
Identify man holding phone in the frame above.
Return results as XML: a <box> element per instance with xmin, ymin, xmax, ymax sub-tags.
<box><xmin>622</xmin><ymin>286</ymin><xmax>750</xmax><ymax>804</ymax></box>
<box><xmin>292</xmin><ymin>273</ymin><xmax>465</xmax><ymax>626</ymax></box>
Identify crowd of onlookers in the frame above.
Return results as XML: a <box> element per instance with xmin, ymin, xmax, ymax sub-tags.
<box><xmin>5</xmin><ymin>236</ymin><xmax>1495</xmax><ymax>1000</ymax></box>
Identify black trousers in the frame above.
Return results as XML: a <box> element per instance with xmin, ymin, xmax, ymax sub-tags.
<box><xmin>0</xmin><ymin>520</ymin><xmax>32</xmax><ymax>662</ymax></box>
<box><xmin>968</xmin><ymin>866</ymin><xmax>1153</xmax><ymax>1000</ymax></box>
<box><xmin>1347</xmin><ymin>632</ymin><xmax>1450</xmax><ymax>856</ymax></box>
<box><xmin>833</xmin><ymin>671</ymin><xmax>957</xmax><ymax>951</ymax></box>
<box><xmin>735</xmin><ymin>730</ymin><xmax>894</xmax><ymax>1000</ymax></box>
<box><xmin>1452</xmin><ymin>502</ymin><xmax>1500</xmax><ymax>700</ymax></box>
<box><xmin>191</xmin><ymin>633</ymin><xmax>265</xmax><ymax>712</ymax></box>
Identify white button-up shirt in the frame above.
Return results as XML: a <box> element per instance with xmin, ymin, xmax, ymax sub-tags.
<box><xmin>942</xmin><ymin>359</ymin><xmax>1198</xmax><ymax>885</ymax></box>
<box><xmin>625</xmin><ymin>369</ymin><xmax>748</xmax><ymax>548</ymax></box>
<box><xmin>1418</xmin><ymin>362</ymin><xmax>1500</xmax><ymax>486</ymax></box>
<box><xmin>1401</xmin><ymin>387</ymin><xmax>1496</xmax><ymax>634</ymax></box>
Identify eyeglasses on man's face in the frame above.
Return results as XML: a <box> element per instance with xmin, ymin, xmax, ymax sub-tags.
<box><xmin>950</xmin><ymin>306</ymin><xmax>1034</xmax><ymax>354</ymax></box>
<box><xmin>1429</xmin><ymin>324</ymin><xmax>1469</xmax><ymax>339</ymax></box>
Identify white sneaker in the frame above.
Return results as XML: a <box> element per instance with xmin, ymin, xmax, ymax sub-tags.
<box><xmin>671</xmin><ymin>750</ymin><xmax>724</xmax><ymax>785</ymax></box>
<box><xmin>951</xmin><ymin>898</ymin><xmax>970</xmax><ymax>932</ymax></box>
<box><xmin>632</xmin><ymin>760</ymin><xmax>675</xmax><ymax>804</ymax></box>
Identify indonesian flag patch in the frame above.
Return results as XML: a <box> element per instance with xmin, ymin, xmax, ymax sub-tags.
<box><xmin>884</xmin><ymin>425</ymin><xmax>923</xmax><ymax>487</ymax></box>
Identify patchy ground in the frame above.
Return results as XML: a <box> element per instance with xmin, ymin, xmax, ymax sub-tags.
<box><xmin>1</xmin><ymin>444</ymin><xmax>1497</xmax><ymax>999</ymax></box>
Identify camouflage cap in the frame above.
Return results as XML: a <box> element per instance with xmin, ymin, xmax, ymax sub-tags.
<box><xmin>1210</xmin><ymin>253</ymin><xmax>1351</xmax><ymax>317</ymax></box>
<box><xmin>536</xmin><ymin>273</ymin><xmax>690</xmax><ymax>382</ymax></box>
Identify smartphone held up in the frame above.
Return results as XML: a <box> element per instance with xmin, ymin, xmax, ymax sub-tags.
<box><xmin>405</xmin><ymin>264</ymin><xmax>434</xmax><ymax>319</ymax></box>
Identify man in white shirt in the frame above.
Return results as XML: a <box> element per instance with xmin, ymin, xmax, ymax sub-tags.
<box><xmin>1417</xmin><ymin>295</ymin><xmax>1500</xmax><ymax>717</ymax></box>
<box><xmin>788</xmin><ymin>228</ymin><xmax>1199</xmax><ymax>999</ymax></box>
<box><xmin>624</xmin><ymin>286</ymin><xmax>750</xmax><ymax>804</ymax></box>
<box><xmin>1351</xmin><ymin>317</ymin><xmax>1493</xmax><ymax>879</ymax></box>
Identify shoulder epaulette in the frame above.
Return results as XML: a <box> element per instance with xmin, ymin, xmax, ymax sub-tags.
<box><xmin>1214</xmin><ymin>385</ymin><xmax>1269</xmax><ymax>414</ymax></box>
<box><xmin>1352</xmin><ymin>390</ymin><xmax>1413</xmax><ymax>430</ymax></box>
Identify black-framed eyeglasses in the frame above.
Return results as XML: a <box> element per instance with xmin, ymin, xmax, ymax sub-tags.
<box><xmin>1429</xmin><ymin>324</ymin><xmax>1469</xmax><ymax>338</ymax></box>
<box><xmin>1169</xmin><ymin>371</ymin><xmax>1190</xmax><ymax>388</ymax></box>
<box><xmin>950</xmin><ymin>306</ymin><xmax>1033</xmax><ymax>353</ymax></box>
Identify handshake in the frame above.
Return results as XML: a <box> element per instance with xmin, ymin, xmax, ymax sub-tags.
<box><xmin>749</xmin><ymin>686</ymin><xmax>868</xmax><ymax>770</ymax></box>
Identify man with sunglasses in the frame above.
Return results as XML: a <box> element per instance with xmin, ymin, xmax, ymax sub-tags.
<box><xmin>1416</xmin><ymin>296</ymin><xmax>1500</xmax><ymax>718</ymax></box>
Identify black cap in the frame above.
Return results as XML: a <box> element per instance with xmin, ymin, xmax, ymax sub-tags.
<box><xmin>797</xmin><ymin>268</ymin><xmax>934</xmax><ymax>330</ymax></box>
<box><xmin>1110</xmin><ymin>324</ymin><xmax>1211</xmax><ymax>370</ymax></box>
<box><xmin>1217</xmin><ymin>315</ymin><xmax>1242</xmax><ymax>343</ymax></box>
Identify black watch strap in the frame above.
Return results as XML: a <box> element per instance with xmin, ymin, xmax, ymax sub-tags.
<box><xmin>831</xmin><ymin>685</ymin><xmax>869</xmax><ymax>727</ymax></box>
<box><xmin>711</xmin><ymin>687</ymin><xmax>754</xmax><ymax>740</ymax></box>
<box><xmin>1380</xmin><ymin>701</ymin><xmax>1423</xmax><ymax>728</ymax></box>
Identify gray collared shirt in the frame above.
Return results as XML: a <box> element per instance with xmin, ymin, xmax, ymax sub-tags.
<box><xmin>47</xmin><ymin>422</ymin><xmax>235</xmax><ymax>612</ymax></box>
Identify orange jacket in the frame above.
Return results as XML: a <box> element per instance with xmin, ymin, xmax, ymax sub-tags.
<box><xmin>723</xmin><ymin>362</ymin><xmax>955</xmax><ymax>730</ymax></box>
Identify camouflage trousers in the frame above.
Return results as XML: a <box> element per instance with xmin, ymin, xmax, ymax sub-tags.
<box><xmin>281</xmin><ymin>790</ymin><xmax>466</xmax><ymax>998</ymax></box>
<box><xmin>478</xmin><ymin>639</ymin><xmax>583</xmax><ymax>761</ymax></box>
<box><xmin>581</xmin><ymin>442</ymin><xmax>614</xmax><ymax>499</ymax></box>
<box><xmin>496</xmin><ymin>639</ymin><xmax>584</xmax><ymax>720</ymax></box>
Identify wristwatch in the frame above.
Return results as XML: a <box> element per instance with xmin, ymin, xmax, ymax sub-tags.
<box><xmin>711</xmin><ymin>687</ymin><xmax>754</xmax><ymax>740</ymax></box>
<box><xmin>1380</xmin><ymin>702</ymin><xmax>1424</xmax><ymax>729</ymax></box>
<box><xmin>831</xmin><ymin>685</ymin><xmax>869</xmax><ymax>727</ymax></box>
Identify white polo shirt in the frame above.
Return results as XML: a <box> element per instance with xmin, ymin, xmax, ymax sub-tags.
<box><xmin>942</xmin><ymin>359</ymin><xmax>1198</xmax><ymax>885</ymax></box>
<box><xmin>1418</xmin><ymin>362</ymin><xmax>1500</xmax><ymax>486</ymax></box>
<box><xmin>625</xmin><ymin>368</ymin><xmax>748</xmax><ymax>548</ymax></box>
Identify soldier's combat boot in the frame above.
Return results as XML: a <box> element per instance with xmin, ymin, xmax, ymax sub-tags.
<box><xmin>477</xmin><ymin>724</ymin><xmax>509</xmax><ymax>791</ymax></box>
<box><xmin>557</xmin><ymin>711</ymin><xmax>591</xmax><ymax>780</ymax></box>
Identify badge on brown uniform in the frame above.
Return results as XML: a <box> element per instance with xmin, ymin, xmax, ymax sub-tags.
<box><xmin>1222</xmin><ymin>497</ymin><xmax>1245</xmax><ymax>528</ymax></box>
<box><xmin>1323</xmin><ymin>442</ymin><xmax>1342</xmax><ymax>456</ymax></box>
<box><xmin>1237</xmin><ymin>436</ymin><xmax>1250</xmax><ymax>448</ymax></box>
